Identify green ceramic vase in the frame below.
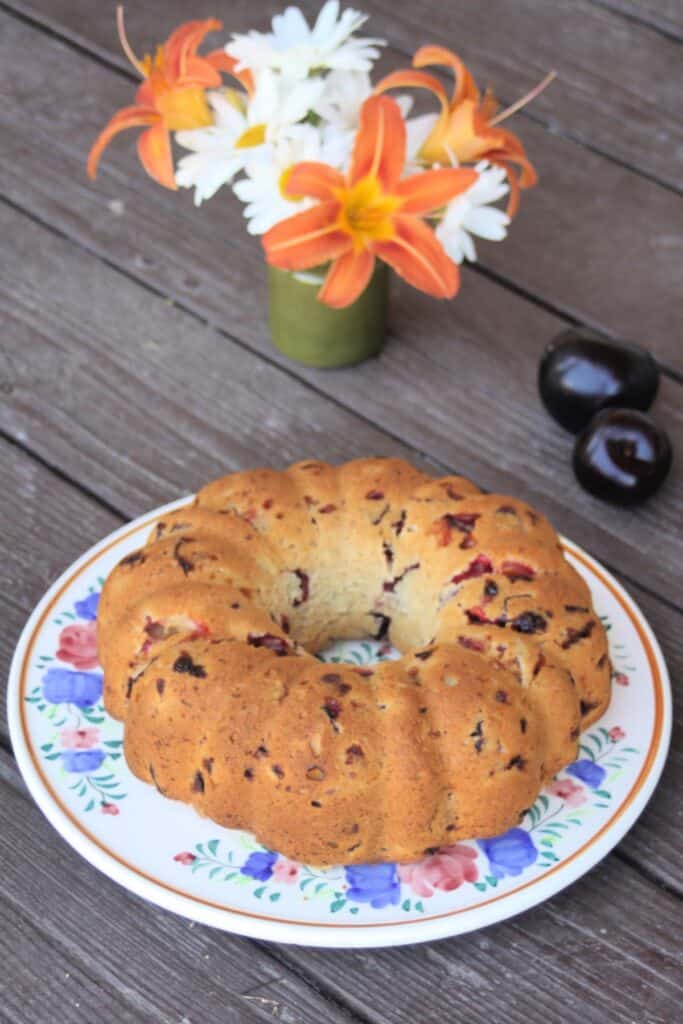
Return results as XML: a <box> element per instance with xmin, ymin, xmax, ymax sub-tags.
<box><xmin>268</xmin><ymin>263</ymin><xmax>389</xmax><ymax>368</ymax></box>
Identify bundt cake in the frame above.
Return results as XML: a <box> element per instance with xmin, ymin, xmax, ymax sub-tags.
<box><xmin>97</xmin><ymin>458</ymin><xmax>611</xmax><ymax>865</ymax></box>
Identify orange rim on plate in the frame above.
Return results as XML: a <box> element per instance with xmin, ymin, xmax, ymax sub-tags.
<box><xmin>9</xmin><ymin>502</ymin><xmax>671</xmax><ymax>946</ymax></box>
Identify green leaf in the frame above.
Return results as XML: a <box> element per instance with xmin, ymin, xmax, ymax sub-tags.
<box><xmin>208</xmin><ymin>866</ymin><xmax>222</xmax><ymax>880</ymax></box>
<box><xmin>299</xmin><ymin>877</ymin><xmax>314</xmax><ymax>891</ymax></box>
<box><xmin>269</xmin><ymin>892</ymin><xmax>281</xmax><ymax>902</ymax></box>
<box><xmin>103</xmin><ymin>740</ymin><xmax>123</xmax><ymax>749</ymax></box>
<box><xmin>473</xmin><ymin>882</ymin><xmax>487</xmax><ymax>892</ymax></box>
<box><xmin>540</xmin><ymin>838</ymin><xmax>554</xmax><ymax>848</ymax></box>
<box><xmin>223</xmin><ymin>872</ymin><xmax>238</xmax><ymax>882</ymax></box>
<box><xmin>415</xmin><ymin>901</ymin><xmax>424</xmax><ymax>913</ymax></box>
<box><xmin>84</xmin><ymin>799</ymin><xmax>95</xmax><ymax>812</ymax></box>
<box><xmin>593</xmin><ymin>789</ymin><xmax>611</xmax><ymax>799</ymax></box>
<box><xmin>207</xmin><ymin>839</ymin><xmax>220</xmax><ymax>857</ymax></box>
<box><xmin>401</xmin><ymin>899</ymin><xmax>411</xmax><ymax>911</ymax></box>
<box><xmin>349</xmin><ymin>906</ymin><xmax>359</xmax><ymax>914</ymax></box>
<box><xmin>330</xmin><ymin>898</ymin><xmax>346</xmax><ymax>913</ymax></box>
<box><xmin>622</xmin><ymin>747</ymin><xmax>639</xmax><ymax>753</ymax></box>
<box><xmin>485</xmin><ymin>875</ymin><xmax>499</xmax><ymax>887</ymax></box>
<box><xmin>539</xmin><ymin>794</ymin><xmax>549</xmax><ymax>812</ymax></box>
<box><xmin>594</xmin><ymin>802</ymin><xmax>609</xmax><ymax>808</ymax></box>
<box><xmin>40</xmin><ymin>742</ymin><xmax>53</xmax><ymax>752</ymax></box>
<box><xmin>579</xmin><ymin>744</ymin><xmax>595</xmax><ymax>761</ymax></box>
<box><xmin>314</xmin><ymin>882</ymin><xmax>328</xmax><ymax>895</ymax></box>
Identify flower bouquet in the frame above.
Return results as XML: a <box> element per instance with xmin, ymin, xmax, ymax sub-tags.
<box><xmin>88</xmin><ymin>3</ymin><xmax>552</xmax><ymax>368</ymax></box>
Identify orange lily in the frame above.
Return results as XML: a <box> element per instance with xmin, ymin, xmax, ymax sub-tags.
<box><xmin>377</xmin><ymin>46</ymin><xmax>553</xmax><ymax>216</ymax></box>
<box><xmin>263</xmin><ymin>95</ymin><xmax>477</xmax><ymax>309</ymax></box>
<box><xmin>87</xmin><ymin>7</ymin><xmax>253</xmax><ymax>189</ymax></box>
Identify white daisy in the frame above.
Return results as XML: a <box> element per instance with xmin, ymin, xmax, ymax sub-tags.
<box><xmin>226</xmin><ymin>1</ymin><xmax>384</xmax><ymax>79</ymax></box>
<box><xmin>435</xmin><ymin>162</ymin><xmax>510</xmax><ymax>264</ymax></box>
<box><xmin>175</xmin><ymin>71</ymin><xmax>324</xmax><ymax>206</ymax></box>
<box><xmin>316</xmin><ymin>69</ymin><xmax>412</xmax><ymax>144</ymax></box>
<box><xmin>233</xmin><ymin>123</ymin><xmax>346</xmax><ymax>235</ymax></box>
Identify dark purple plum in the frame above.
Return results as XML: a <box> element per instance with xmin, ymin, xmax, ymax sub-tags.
<box><xmin>573</xmin><ymin>409</ymin><xmax>672</xmax><ymax>505</ymax></box>
<box><xmin>539</xmin><ymin>329</ymin><xmax>659</xmax><ymax>433</ymax></box>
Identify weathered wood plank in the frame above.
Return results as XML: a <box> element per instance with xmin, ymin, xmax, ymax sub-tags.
<box><xmin>589</xmin><ymin>0</ymin><xmax>683</xmax><ymax>38</ymax></box>
<box><xmin>1</xmin><ymin>174</ymin><xmax>681</xmax><ymax>602</ymax></box>
<box><xmin>11</xmin><ymin>0</ymin><xmax>683</xmax><ymax>191</ymax></box>
<box><xmin>0</xmin><ymin>9</ymin><xmax>682</xmax><ymax>371</ymax></box>
<box><xmin>0</xmin><ymin>900</ymin><xmax>165</xmax><ymax>1024</ymax></box>
<box><xmin>0</xmin><ymin>748</ymin><xmax>360</xmax><ymax>1024</ymax></box>
<box><xmin>268</xmin><ymin>851</ymin><xmax>683</xmax><ymax>1024</ymax></box>
<box><xmin>1</xmin><ymin>402</ymin><xmax>681</xmax><ymax>890</ymax></box>
<box><xmin>2</xmin><ymin>736</ymin><xmax>681</xmax><ymax>1024</ymax></box>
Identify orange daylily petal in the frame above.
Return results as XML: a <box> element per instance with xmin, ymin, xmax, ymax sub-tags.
<box><xmin>286</xmin><ymin>162</ymin><xmax>346</xmax><ymax>201</ymax></box>
<box><xmin>164</xmin><ymin>19</ymin><xmax>222</xmax><ymax>79</ymax></box>
<box><xmin>263</xmin><ymin>201</ymin><xmax>351</xmax><ymax>271</ymax></box>
<box><xmin>87</xmin><ymin>104</ymin><xmax>159</xmax><ymax>180</ymax></box>
<box><xmin>396</xmin><ymin>167</ymin><xmax>478</xmax><ymax>214</ymax></box>
<box><xmin>206</xmin><ymin>49</ymin><xmax>254</xmax><ymax>95</ymax></box>
<box><xmin>318</xmin><ymin>249</ymin><xmax>375</xmax><ymax>309</ymax></box>
<box><xmin>350</xmin><ymin>95</ymin><xmax>405</xmax><ymax>191</ymax></box>
<box><xmin>178</xmin><ymin>55</ymin><xmax>222</xmax><ymax>89</ymax></box>
<box><xmin>413</xmin><ymin>45</ymin><xmax>480</xmax><ymax>106</ymax></box>
<box><xmin>373</xmin><ymin>214</ymin><xmax>459</xmax><ymax>299</ymax></box>
<box><xmin>374</xmin><ymin>69</ymin><xmax>449</xmax><ymax>115</ymax></box>
<box><xmin>137</xmin><ymin>121</ymin><xmax>176</xmax><ymax>189</ymax></box>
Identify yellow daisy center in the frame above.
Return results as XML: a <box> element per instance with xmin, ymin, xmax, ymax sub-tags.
<box><xmin>235</xmin><ymin>123</ymin><xmax>267</xmax><ymax>149</ymax></box>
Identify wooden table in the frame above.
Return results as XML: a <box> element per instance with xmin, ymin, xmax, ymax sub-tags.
<box><xmin>2</xmin><ymin>1</ymin><xmax>681</xmax><ymax>1020</ymax></box>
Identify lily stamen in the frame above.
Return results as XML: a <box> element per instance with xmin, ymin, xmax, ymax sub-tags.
<box><xmin>489</xmin><ymin>70</ymin><xmax>557</xmax><ymax>127</ymax></box>
<box><xmin>116</xmin><ymin>5</ymin><xmax>146</xmax><ymax>77</ymax></box>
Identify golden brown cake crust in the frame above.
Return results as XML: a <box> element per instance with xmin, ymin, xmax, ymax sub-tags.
<box><xmin>97</xmin><ymin>457</ymin><xmax>611</xmax><ymax>865</ymax></box>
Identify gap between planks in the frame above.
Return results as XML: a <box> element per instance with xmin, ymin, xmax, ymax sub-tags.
<box><xmin>586</xmin><ymin>0</ymin><xmax>683</xmax><ymax>42</ymax></box>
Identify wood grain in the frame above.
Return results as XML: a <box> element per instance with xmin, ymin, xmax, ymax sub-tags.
<box><xmin>2</xmin><ymin>732</ymin><xmax>682</xmax><ymax>1024</ymax></box>
<box><xmin>0</xmin><ymin>757</ymin><xmax>363</xmax><ymax>1024</ymax></box>
<box><xmin>0</xmin><ymin>7</ymin><xmax>682</xmax><ymax>372</ymax></box>
<box><xmin>589</xmin><ymin>0</ymin><xmax>683</xmax><ymax>38</ymax></box>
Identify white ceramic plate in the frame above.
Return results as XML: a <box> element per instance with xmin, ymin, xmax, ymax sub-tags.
<box><xmin>8</xmin><ymin>499</ymin><xmax>671</xmax><ymax>948</ymax></box>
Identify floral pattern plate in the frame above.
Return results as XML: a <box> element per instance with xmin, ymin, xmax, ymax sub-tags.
<box><xmin>8</xmin><ymin>499</ymin><xmax>671</xmax><ymax>948</ymax></box>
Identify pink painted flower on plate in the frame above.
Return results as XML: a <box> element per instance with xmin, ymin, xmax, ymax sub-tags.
<box><xmin>60</xmin><ymin>726</ymin><xmax>100</xmax><ymax>749</ymax></box>
<box><xmin>548</xmin><ymin>777</ymin><xmax>586</xmax><ymax>807</ymax></box>
<box><xmin>398</xmin><ymin>844</ymin><xmax>479</xmax><ymax>898</ymax></box>
<box><xmin>614</xmin><ymin>672</ymin><xmax>629</xmax><ymax>687</ymax></box>
<box><xmin>272</xmin><ymin>857</ymin><xmax>300</xmax><ymax>884</ymax></box>
<box><xmin>174</xmin><ymin>851</ymin><xmax>196</xmax><ymax>865</ymax></box>
<box><xmin>56</xmin><ymin>621</ymin><xmax>99</xmax><ymax>670</ymax></box>
<box><xmin>609</xmin><ymin>726</ymin><xmax>626</xmax><ymax>742</ymax></box>
<box><xmin>101</xmin><ymin>802</ymin><xmax>119</xmax><ymax>816</ymax></box>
